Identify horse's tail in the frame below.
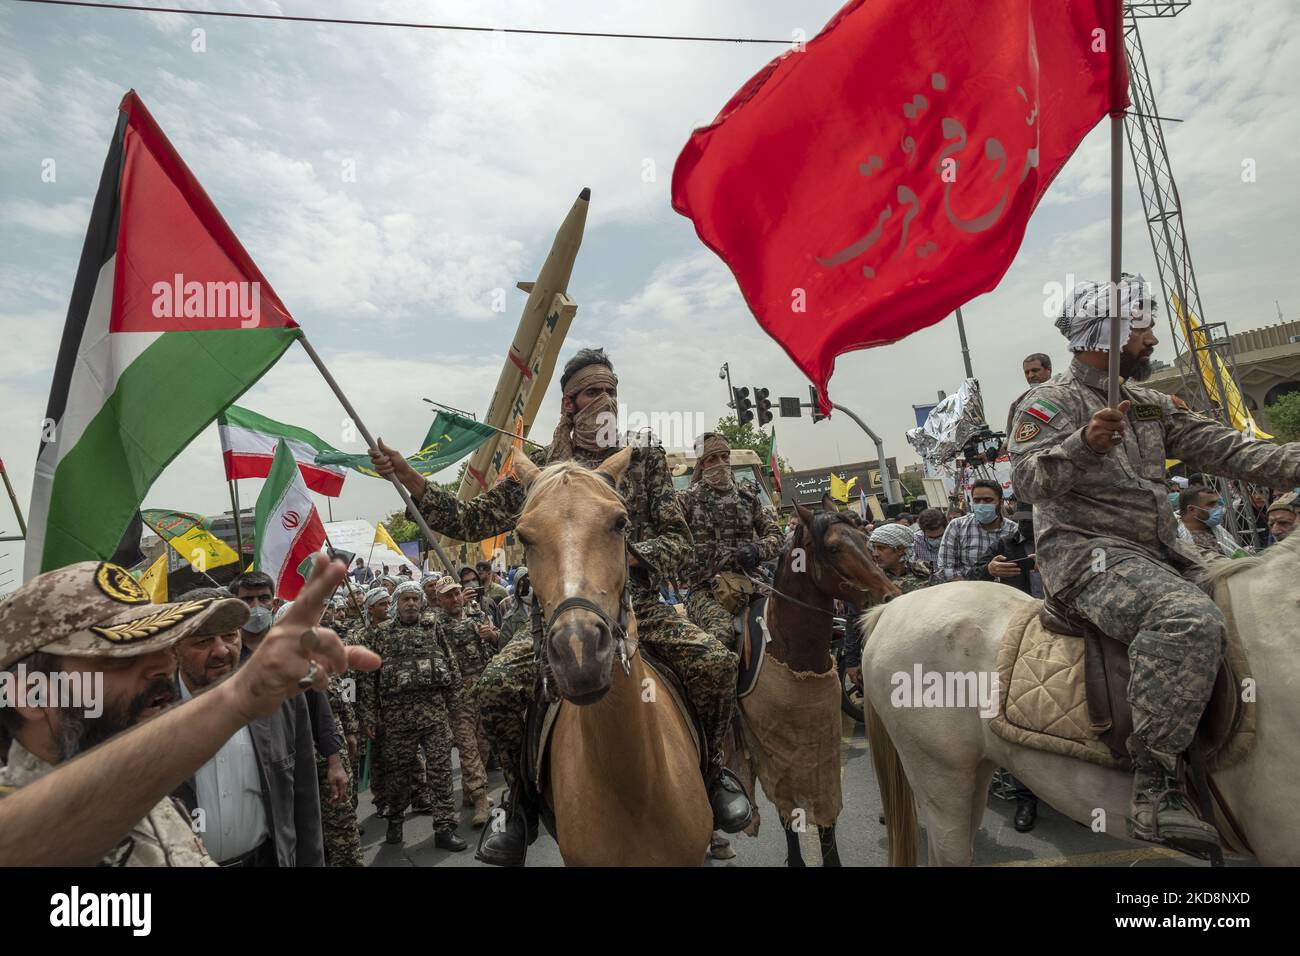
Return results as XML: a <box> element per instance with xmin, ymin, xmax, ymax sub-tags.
<box><xmin>862</xmin><ymin>607</ymin><xmax>918</xmax><ymax>867</ymax></box>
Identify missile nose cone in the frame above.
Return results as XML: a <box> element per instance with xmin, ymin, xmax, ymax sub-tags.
<box><xmin>579</xmin><ymin>187</ymin><xmax>591</xmax><ymax>202</ymax></box>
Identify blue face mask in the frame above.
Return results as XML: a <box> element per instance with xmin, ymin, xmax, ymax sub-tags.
<box><xmin>1168</xmin><ymin>492</ymin><xmax>1181</xmax><ymax>511</ymax></box>
<box><xmin>1203</xmin><ymin>505</ymin><xmax>1225</xmax><ymax>529</ymax></box>
<box><xmin>973</xmin><ymin>503</ymin><xmax>1000</xmax><ymax>524</ymax></box>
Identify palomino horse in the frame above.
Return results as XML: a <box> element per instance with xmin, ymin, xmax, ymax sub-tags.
<box><xmin>731</xmin><ymin>500</ymin><xmax>900</xmax><ymax>866</ymax></box>
<box><xmin>862</xmin><ymin>533</ymin><xmax>1300</xmax><ymax>866</ymax></box>
<box><xmin>512</xmin><ymin>447</ymin><xmax>712</xmax><ymax>866</ymax></box>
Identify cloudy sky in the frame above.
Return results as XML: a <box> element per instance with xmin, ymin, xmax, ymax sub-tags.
<box><xmin>2</xmin><ymin>0</ymin><xmax>1297</xmax><ymax>582</ymax></box>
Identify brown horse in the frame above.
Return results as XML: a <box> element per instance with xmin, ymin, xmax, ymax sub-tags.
<box><xmin>512</xmin><ymin>448</ymin><xmax>712</xmax><ymax>866</ymax></box>
<box><xmin>731</xmin><ymin>500</ymin><xmax>900</xmax><ymax>866</ymax></box>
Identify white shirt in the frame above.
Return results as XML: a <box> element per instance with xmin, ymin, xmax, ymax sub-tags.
<box><xmin>179</xmin><ymin>676</ymin><xmax>269</xmax><ymax>862</ymax></box>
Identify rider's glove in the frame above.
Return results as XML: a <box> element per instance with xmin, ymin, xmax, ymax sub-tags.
<box><xmin>735</xmin><ymin>543</ymin><xmax>761</xmax><ymax>571</ymax></box>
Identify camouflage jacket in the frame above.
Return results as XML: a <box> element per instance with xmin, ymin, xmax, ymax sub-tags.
<box><xmin>499</xmin><ymin>598</ymin><xmax>531</xmax><ymax>645</ymax></box>
<box><xmin>1009</xmin><ymin>357</ymin><xmax>1300</xmax><ymax>599</ymax></box>
<box><xmin>0</xmin><ymin>740</ymin><xmax>216</xmax><ymax>867</ymax></box>
<box><xmin>411</xmin><ymin>442</ymin><xmax>693</xmax><ymax>588</ymax></box>
<box><xmin>357</xmin><ymin>616</ymin><xmax>461</xmax><ymax>730</ymax></box>
<box><xmin>325</xmin><ymin>674</ymin><xmax>359</xmax><ymax>739</ymax></box>
<box><xmin>867</xmin><ymin>559</ymin><xmax>933</xmax><ymax>607</ymax></box>
<box><xmin>431</xmin><ymin>608</ymin><xmax>495</xmax><ymax>678</ymax></box>
<box><xmin>674</xmin><ymin>479</ymin><xmax>784</xmax><ymax>586</ymax></box>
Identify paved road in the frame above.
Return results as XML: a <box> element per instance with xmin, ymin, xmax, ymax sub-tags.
<box><xmin>357</xmin><ymin>714</ymin><xmax>1221</xmax><ymax>868</ymax></box>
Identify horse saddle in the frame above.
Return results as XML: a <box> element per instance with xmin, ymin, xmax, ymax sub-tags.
<box><xmin>732</xmin><ymin>594</ymin><xmax>769</xmax><ymax>700</ymax></box>
<box><xmin>1034</xmin><ymin>595</ymin><xmax>1243</xmax><ymax>767</ymax></box>
<box><xmin>520</xmin><ymin>643</ymin><xmax>710</xmax><ymax>843</ymax></box>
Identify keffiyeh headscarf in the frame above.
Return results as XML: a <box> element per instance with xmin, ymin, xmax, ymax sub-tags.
<box><xmin>390</xmin><ymin>579</ymin><xmax>425</xmax><ymax>618</ymax></box>
<box><xmin>1054</xmin><ymin>273</ymin><xmax>1154</xmax><ymax>352</ymax></box>
<box><xmin>870</xmin><ymin>523</ymin><xmax>916</xmax><ymax>556</ymax></box>
<box><xmin>364</xmin><ymin>586</ymin><xmax>390</xmax><ymax>609</ymax></box>
<box><xmin>692</xmin><ymin>432</ymin><xmax>733</xmax><ymax>490</ymax></box>
<box><xmin>549</xmin><ymin>362</ymin><xmax>619</xmax><ymax>462</ymax></box>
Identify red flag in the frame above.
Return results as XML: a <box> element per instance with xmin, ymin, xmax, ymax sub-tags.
<box><xmin>673</xmin><ymin>0</ymin><xmax>1128</xmax><ymax>414</ymax></box>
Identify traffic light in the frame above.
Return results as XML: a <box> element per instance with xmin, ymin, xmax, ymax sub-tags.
<box><xmin>733</xmin><ymin>386</ymin><xmax>754</xmax><ymax>424</ymax></box>
<box><xmin>755</xmin><ymin>386</ymin><xmax>773</xmax><ymax>426</ymax></box>
<box><xmin>809</xmin><ymin>385</ymin><xmax>827</xmax><ymax>423</ymax></box>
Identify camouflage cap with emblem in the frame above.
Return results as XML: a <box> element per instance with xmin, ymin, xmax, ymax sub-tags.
<box><xmin>0</xmin><ymin>561</ymin><xmax>250</xmax><ymax>670</ymax></box>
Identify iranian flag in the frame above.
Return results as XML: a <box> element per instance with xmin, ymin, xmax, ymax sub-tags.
<box><xmin>218</xmin><ymin>405</ymin><xmax>346</xmax><ymax>496</ymax></box>
<box><xmin>254</xmin><ymin>439</ymin><xmax>326</xmax><ymax>600</ymax></box>
<box><xmin>25</xmin><ymin>91</ymin><xmax>299</xmax><ymax>578</ymax></box>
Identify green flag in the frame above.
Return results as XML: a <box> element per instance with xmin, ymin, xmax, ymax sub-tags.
<box><xmin>315</xmin><ymin>411</ymin><xmax>496</xmax><ymax>478</ymax></box>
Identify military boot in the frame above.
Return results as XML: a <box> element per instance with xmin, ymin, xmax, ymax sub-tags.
<box><xmin>385</xmin><ymin>816</ymin><xmax>404</xmax><ymax>845</ymax></box>
<box><xmin>470</xmin><ymin>788</ymin><xmax>493</xmax><ymax>828</ymax></box>
<box><xmin>434</xmin><ymin>829</ymin><xmax>467</xmax><ymax>851</ymax></box>
<box><xmin>1127</xmin><ymin>743</ymin><xmax>1220</xmax><ymax>859</ymax></box>
<box><xmin>707</xmin><ymin>764</ymin><xmax>753</xmax><ymax>834</ymax></box>
<box><xmin>475</xmin><ymin>778</ymin><xmax>537</xmax><ymax>867</ymax></box>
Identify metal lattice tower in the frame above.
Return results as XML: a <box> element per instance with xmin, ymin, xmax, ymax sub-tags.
<box><xmin>1123</xmin><ymin>2</ymin><xmax>1265</xmax><ymax>546</ymax></box>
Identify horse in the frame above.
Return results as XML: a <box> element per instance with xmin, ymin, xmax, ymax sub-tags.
<box><xmin>511</xmin><ymin>447</ymin><xmax>712</xmax><ymax>866</ymax></box>
<box><xmin>862</xmin><ymin>533</ymin><xmax>1300</xmax><ymax>866</ymax></box>
<box><xmin>729</xmin><ymin>500</ymin><xmax>901</xmax><ymax>866</ymax></box>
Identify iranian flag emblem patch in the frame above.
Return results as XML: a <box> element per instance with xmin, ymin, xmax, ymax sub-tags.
<box><xmin>1025</xmin><ymin>398</ymin><xmax>1061</xmax><ymax>424</ymax></box>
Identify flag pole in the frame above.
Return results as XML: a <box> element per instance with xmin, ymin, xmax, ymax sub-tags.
<box><xmin>227</xmin><ymin>478</ymin><xmax>245</xmax><ymax>563</ymax></box>
<box><xmin>297</xmin><ymin>334</ymin><xmax>458</xmax><ymax>575</ymax></box>
<box><xmin>0</xmin><ymin>456</ymin><xmax>27</xmax><ymax>539</ymax></box>
<box><xmin>1107</xmin><ymin>1</ymin><xmax>1125</xmax><ymax>408</ymax></box>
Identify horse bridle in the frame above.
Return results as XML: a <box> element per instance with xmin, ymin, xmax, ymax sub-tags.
<box><xmin>528</xmin><ymin>554</ymin><xmax>634</xmax><ymax>700</ymax></box>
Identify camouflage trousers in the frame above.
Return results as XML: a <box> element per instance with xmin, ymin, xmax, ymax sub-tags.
<box><xmin>684</xmin><ymin>585</ymin><xmax>737</xmax><ymax>652</ymax></box>
<box><xmin>477</xmin><ymin>584</ymin><xmax>739</xmax><ymax>783</ymax></box>
<box><xmin>316</xmin><ymin>750</ymin><xmax>363</xmax><ymax>867</ymax></box>
<box><xmin>450</xmin><ymin>672</ymin><xmax>491</xmax><ymax>796</ymax></box>
<box><xmin>1071</xmin><ymin>553</ymin><xmax>1226</xmax><ymax>760</ymax></box>
<box><xmin>379</xmin><ymin>706</ymin><xmax>456</xmax><ymax>831</ymax></box>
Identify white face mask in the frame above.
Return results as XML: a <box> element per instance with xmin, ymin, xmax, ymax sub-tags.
<box><xmin>245</xmin><ymin>605</ymin><xmax>273</xmax><ymax>634</ymax></box>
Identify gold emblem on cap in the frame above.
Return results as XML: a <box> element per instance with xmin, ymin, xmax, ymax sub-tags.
<box><xmin>95</xmin><ymin>562</ymin><xmax>150</xmax><ymax>605</ymax></box>
<box><xmin>90</xmin><ymin>599</ymin><xmax>209</xmax><ymax>643</ymax></box>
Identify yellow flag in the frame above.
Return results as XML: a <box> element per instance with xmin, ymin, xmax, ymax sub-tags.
<box><xmin>829</xmin><ymin>472</ymin><xmax>859</xmax><ymax>503</ymax></box>
<box><xmin>480</xmin><ymin>533</ymin><xmax>506</xmax><ymax>563</ymax></box>
<box><xmin>138</xmin><ymin>554</ymin><xmax>168</xmax><ymax>603</ymax></box>
<box><xmin>167</xmin><ymin>526</ymin><xmax>239</xmax><ymax>574</ymax></box>
<box><xmin>496</xmin><ymin>417</ymin><xmax>526</xmax><ymax>483</ymax></box>
<box><xmin>1172</xmin><ymin>295</ymin><xmax>1272</xmax><ymax>440</ymax></box>
<box><xmin>374</xmin><ymin>522</ymin><xmax>402</xmax><ymax>555</ymax></box>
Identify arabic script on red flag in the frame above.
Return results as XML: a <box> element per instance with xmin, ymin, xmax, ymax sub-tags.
<box><xmin>672</xmin><ymin>0</ymin><xmax>1127</xmax><ymax>413</ymax></box>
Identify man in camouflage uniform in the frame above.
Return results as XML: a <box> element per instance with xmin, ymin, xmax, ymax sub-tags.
<box><xmin>430</xmin><ymin>576</ymin><xmax>497</xmax><ymax>827</ymax></box>
<box><xmin>0</xmin><ymin>562</ymin><xmax>251</xmax><ymax>866</ymax></box>
<box><xmin>357</xmin><ymin>581</ymin><xmax>466</xmax><ymax>851</ymax></box>
<box><xmin>1009</xmin><ymin>274</ymin><xmax>1300</xmax><ymax>857</ymax></box>
<box><xmin>344</xmin><ymin>586</ymin><xmax>392</xmax><ymax>814</ymax></box>
<box><xmin>675</xmin><ymin>432</ymin><xmax>785</xmax><ymax>651</ymax></box>
<box><xmin>317</xmin><ymin>671</ymin><xmax>363</xmax><ymax>866</ymax></box>
<box><xmin>498</xmin><ymin>567</ymin><xmax>532</xmax><ymax>645</ymax></box>
<box><xmin>370</xmin><ymin>348</ymin><xmax>751</xmax><ymax>866</ymax></box>
<box><xmin>842</xmin><ymin>523</ymin><xmax>933</xmax><ymax>687</ymax></box>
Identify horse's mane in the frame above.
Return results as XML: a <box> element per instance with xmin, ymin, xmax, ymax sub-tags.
<box><xmin>1195</xmin><ymin>529</ymin><xmax>1300</xmax><ymax>587</ymax></box>
<box><xmin>521</xmin><ymin>459</ymin><xmax>626</xmax><ymax>512</ymax></box>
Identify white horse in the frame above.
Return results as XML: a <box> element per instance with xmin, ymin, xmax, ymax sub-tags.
<box><xmin>861</xmin><ymin>533</ymin><xmax>1300</xmax><ymax>866</ymax></box>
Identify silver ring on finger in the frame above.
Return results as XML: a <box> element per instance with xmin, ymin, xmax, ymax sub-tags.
<box><xmin>1111</xmin><ymin>431</ymin><xmax>1122</xmax><ymax>442</ymax></box>
<box><xmin>297</xmin><ymin>660</ymin><xmax>321</xmax><ymax>689</ymax></box>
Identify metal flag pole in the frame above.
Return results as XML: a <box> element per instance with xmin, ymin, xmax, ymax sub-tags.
<box><xmin>954</xmin><ymin>307</ymin><xmax>975</xmax><ymax>380</ymax></box>
<box><xmin>227</xmin><ymin>478</ymin><xmax>245</xmax><ymax>564</ymax></box>
<box><xmin>297</xmin><ymin>335</ymin><xmax>458</xmax><ymax>575</ymax></box>
<box><xmin>0</xmin><ymin>456</ymin><xmax>27</xmax><ymax>541</ymax></box>
<box><xmin>1107</xmin><ymin>0</ymin><xmax>1125</xmax><ymax>409</ymax></box>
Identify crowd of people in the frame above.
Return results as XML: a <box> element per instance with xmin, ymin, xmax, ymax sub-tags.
<box><xmin>2</xmin><ymin>324</ymin><xmax>1297</xmax><ymax>868</ymax></box>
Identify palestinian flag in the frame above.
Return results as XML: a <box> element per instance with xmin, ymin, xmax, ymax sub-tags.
<box><xmin>254</xmin><ymin>440</ymin><xmax>326</xmax><ymax>600</ymax></box>
<box><xmin>218</xmin><ymin>405</ymin><xmax>346</xmax><ymax>496</ymax></box>
<box><xmin>25</xmin><ymin>91</ymin><xmax>299</xmax><ymax>579</ymax></box>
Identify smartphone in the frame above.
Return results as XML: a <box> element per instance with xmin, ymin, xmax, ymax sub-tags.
<box><xmin>1012</xmin><ymin>555</ymin><xmax>1036</xmax><ymax>570</ymax></box>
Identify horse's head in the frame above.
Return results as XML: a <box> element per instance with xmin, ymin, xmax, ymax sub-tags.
<box><xmin>514</xmin><ymin>447</ymin><xmax>633</xmax><ymax>705</ymax></box>
<box><xmin>794</xmin><ymin>502</ymin><xmax>902</xmax><ymax>606</ymax></box>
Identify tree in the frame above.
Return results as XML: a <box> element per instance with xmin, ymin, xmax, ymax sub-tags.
<box><xmin>1265</xmin><ymin>391</ymin><xmax>1300</xmax><ymax>443</ymax></box>
<box><xmin>714</xmin><ymin>416</ymin><xmax>791</xmax><ymax>472</ymax></box>
<box><xmin>380</xmin><ymin>509</ymin><xmax>420</xmax><ymax>544</ymax></box>
<box><xmin>433</xmin><ymin>461</ymin><xmax>469</xmax><ymax>495</ymax></box>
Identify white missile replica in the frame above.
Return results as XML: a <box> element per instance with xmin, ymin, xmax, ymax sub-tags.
<box><xmin>452</xmin><ymin>187</ymin><xmax>589</xmax><ymax>512</ymax></box>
